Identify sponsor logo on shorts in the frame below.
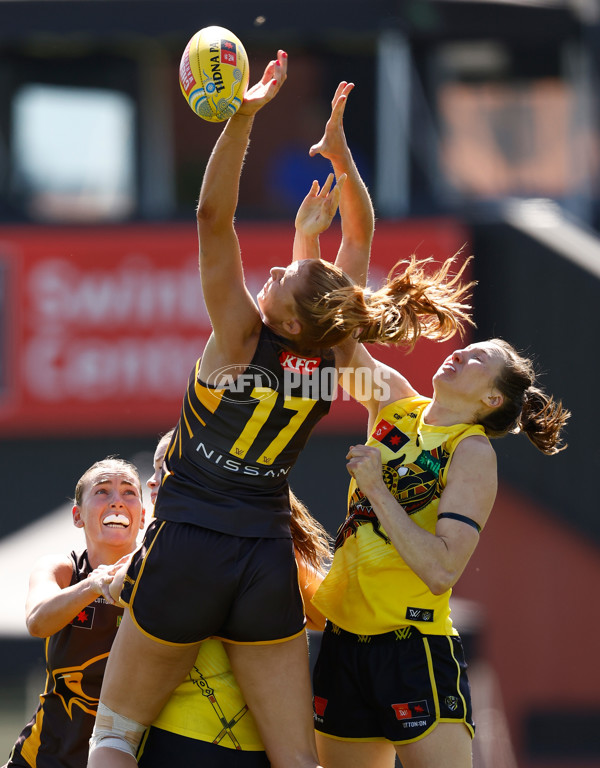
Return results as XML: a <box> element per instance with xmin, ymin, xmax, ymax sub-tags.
<box><xmin>406</xmin><ymin>607</ymin><xmax>434</xmax><ymax>622</ymax></box>
<box><xmin>391</xmin><ymin>700</ymin><xmax>430</xmax><ymax>722</ymax></box>
<box><xmin>313</xmin><ymin>695</ymin><xmax>328</xmax><ymax>723</ymax></box>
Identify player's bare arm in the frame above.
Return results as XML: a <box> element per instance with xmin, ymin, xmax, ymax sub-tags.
<box><xmin>346</xmin><ymin>436</ymin><xmax>496</xmax><ymax>594</ymax></box>
<box><xmin>196</xmin><ymin>51</ymin><xmax>287</xmax><ymax>374</ymax></box>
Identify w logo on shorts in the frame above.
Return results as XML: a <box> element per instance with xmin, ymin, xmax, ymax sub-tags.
<box><xmin>392</xmin><ymin>700</ymin><xmax>430</xmax><ymax>720</ymax></box>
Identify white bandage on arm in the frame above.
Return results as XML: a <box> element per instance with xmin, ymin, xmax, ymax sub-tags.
<box><xmin>89</xmin><ymin>702</ymin><xmax>146</xmax><ymax>758</ymax></box>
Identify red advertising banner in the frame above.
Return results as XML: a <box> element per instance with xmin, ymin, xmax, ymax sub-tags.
<box><xmin>0</xmin><ymin>219</ymin><xmax>471</xmax><ymax>437</ymax></box>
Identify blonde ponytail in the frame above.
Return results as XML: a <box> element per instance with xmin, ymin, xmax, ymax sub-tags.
<box><xmin>358</xmin><ymin>255</ymin><xmax>475</xmax><ymax>347</ymax></box>
<box><xmin>290</xmin><ymin>255</ymin><xmax>474</xmax><ymax>353</ymax></box>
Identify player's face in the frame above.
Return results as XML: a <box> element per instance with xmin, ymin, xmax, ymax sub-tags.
<box><xmin>257</xmin><ymin>261</ymin><xmax>309</xmax><ymax>334</ymax></box>
<box><xmin>433</xmin><ymin>341</ymin><xmax>505</xmax><ymax>403</ymax></box>
<box><xmin>147</xmin><ymin>436</ymin><xmax>170</xmax><ymax>506</ymax></box>
<box><xmin>74</xmin><ymin>469</ymin><xmax>145</xmax><ymax>548</ymax></box>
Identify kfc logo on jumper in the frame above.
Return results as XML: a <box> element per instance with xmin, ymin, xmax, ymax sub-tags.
<box><xmin>279</xmin><ymin>351</ymin><xmax>321</xmax><ymax>374</ymax></box>
<box><xmin>313</xmin><ymin>696</ymin><xmax>328</xmax><ymax>717</ymax></box>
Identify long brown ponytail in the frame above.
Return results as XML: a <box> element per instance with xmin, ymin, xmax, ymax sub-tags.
<box><xmin>478</xmin><ymin>339</ymin><xmax>570</xmax><ymax>455</ymax></box>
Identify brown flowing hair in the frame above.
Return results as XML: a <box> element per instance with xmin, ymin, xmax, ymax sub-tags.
<box><xmin>288</xmin><ymin>488</ymin><xmax>332</xmax><ymax>572</ymax></box>
<box><xmin>291</xmin><ymin>255</ymin><xmax>474</xmax><ymax>354</ymax></box>
<box><xmin>478</xmin><ymin>339</ymin><xmax>570</xmax><ymax>455</ymax></box>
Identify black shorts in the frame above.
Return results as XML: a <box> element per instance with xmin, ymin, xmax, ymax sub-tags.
<box><xmin>121</xmin><ymin>519</ymin><xmax>305</xmax><ymax>645</ymax></box>
<box><xmin>137</xmin><ymin>726</ymin><xmax>270</xmax><ymax>768</ymax></box>
<box><xmin>312</xmin><ymin>622</ymin><xmax>475</xmax><ymax>744</ymax></box>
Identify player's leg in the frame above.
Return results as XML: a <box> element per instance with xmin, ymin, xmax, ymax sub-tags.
<box><xmin>226</xmin><ymin>633</ymin><xmax>321</xmax><ymax>768</ymax></box>
<box><xmin>88</xmin><ymin>609</ymin><xmax>201</xmax><ymax>767</ymax></box>
<box><xmin>316</xmin><ymin>732</ymin><xmax>397</xmax><ymax>768</ymax></box>
<box><xmin>393</xmin><ymin>632</ymin><xmax>475</xmax><ymax>768</ymax></box>
<box><xmin>395</xmin><ymin>722</ymin><xmax>473</xmax><ymax>768</ymax></box>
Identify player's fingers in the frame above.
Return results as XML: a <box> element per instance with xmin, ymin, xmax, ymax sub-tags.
<box><xmin>308</xmin><ymin>179</ymin><xmax>320</xmax><ymax>196</ymax></box>
<box><xmin>332</xmin><ymin>94</ymin><xmax>349</xmax><ymax>123</ymax></box>
<box><xmin>340</xmin><ymin>84</ymin><xmax>354</xmax><ymax>112</ymax></box>
<box><xmin>320</xmin><ymin>173</ymin><xmax>335</xmax><ymax>197</ymax></box>
<box><xmin>331</xmin><ymin>81</ymin><xmax>348</xmax><ymax>107</ymax></box>
<box><xmin>261</xmin><ymin>60</ymin><xmax>277</xmax><ymax>84</ymax></box>
<box><xmin>99</xmin><ymin>575</ymin><xmax>116</xmax><ymax>605</ymax></box>
<box><xmin>277</xmin><ymin>49</ymin><xmax>288</xmax><ymax>77</ymax></box>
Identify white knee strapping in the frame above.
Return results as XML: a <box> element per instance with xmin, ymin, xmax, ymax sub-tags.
<box><xmin>89</xmin><ymin>702</ymin><xmax>146</xmax><ymax>759</ymax></box>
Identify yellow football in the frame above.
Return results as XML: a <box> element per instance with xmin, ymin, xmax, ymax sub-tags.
<box><xmin>179</xmin><ymin>26</ymin><xmax>250</xmax><ymax>122</ymax></box>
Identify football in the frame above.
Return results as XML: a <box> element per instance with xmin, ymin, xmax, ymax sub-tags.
<box><xmin>179</xmin><ymin>26</ymin><xmax>250</xmax><ymax>122</ymax></box>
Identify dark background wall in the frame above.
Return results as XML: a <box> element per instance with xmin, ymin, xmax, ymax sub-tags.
<box><xmin>471</xmin><ymin>215</ymin><xmax>600</xmax><ymax>545</ymax></box>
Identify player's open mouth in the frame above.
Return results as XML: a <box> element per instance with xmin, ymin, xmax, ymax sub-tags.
<box><xmin>103</xmin><ymin>514</ymin><xmax>130</xmax><ymax>528</ymax></box>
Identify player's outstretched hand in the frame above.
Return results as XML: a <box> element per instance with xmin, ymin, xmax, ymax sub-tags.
<box><xmin>295</xmin><ymin>172</ymin><xmax>348</xmax><ymax>238</ymax></box>
<box><xmin>309</xmin><ymin>81</ymin><xmax>354</xmax><ymax>162</ymax></box>
<box><xmin>237</xmin><ymin>50</ymin><xmax>288</xmax><ymax>117</ymax></box>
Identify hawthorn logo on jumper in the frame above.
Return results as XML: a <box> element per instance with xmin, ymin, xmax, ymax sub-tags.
<box><xmin>207</xmin><ymin>364</ymin><xmax>279</xmax><ymax>404</ymax></box>
<box><xmin>71</xmin><ymin>605</ymin><xmax>95</xmax><ymax>629</ymax></box>
<box><xmin>313</xmin><ymin>695</ymin><xmax>328</xmax><ymax>719</ymax></box>
<box><xmin>220</xmin><ymin>38</ymin><xmax>238</xmax><ymax>66</ymax></box>
<box><xmin>406</xmin><ymin>607</ymin><xmax>434</xmax><ymax>622</ymax></box>
<box><xmin>372</xmin><ymin>419</ymin><xmax>409</xmax><ymax>453</ymax></box>
<box><xmin>52</xmin><ymin>654</ymin><xmax>109</xmax><ymax>717</ymax></box>
<box><xmin>334</xmin><ymin>488</ymin><xmax>390</xmax><ymax>550</ymax></box>
<box><xmin>392</xmin><ymin>700</ymin><xmax>430</xmax><ymax>721</ymax></box>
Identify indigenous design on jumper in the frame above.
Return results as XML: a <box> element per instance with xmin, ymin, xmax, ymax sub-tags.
<box><xmin>312</xmin><ymin>395</ymin><xmax>487</xmax><ymax>636</ymax></box>
<box><xmin>189</xmin><ymin>664</ymin><xmax>250</xmax><ymax>749</ymax></box>
<box><xmin>335</xmin><ymin>441</ymin><xmax>451</xmax><ymax>551</ymax></box>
